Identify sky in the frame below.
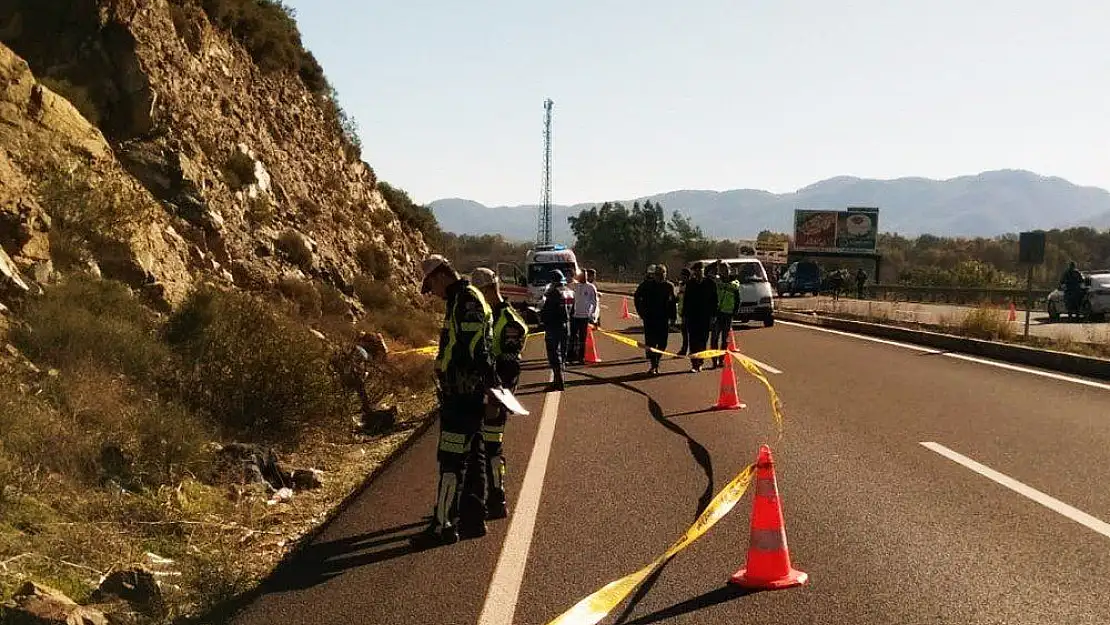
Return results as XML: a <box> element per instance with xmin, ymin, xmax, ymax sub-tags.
<box><xmin>286</xmin><ymin>0</ymin><xmax>1110</xmax><ymax>207</ymax></box>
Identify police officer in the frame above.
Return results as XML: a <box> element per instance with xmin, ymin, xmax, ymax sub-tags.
<box><xmin>539</xmin><ymin>269</ymin><xmax>574</xmax><ymax>391</ymax></box>
<box><xmin>416</xmin><ymin>255</ymin><xmax>500</xmax><ymax>545</ymax></box>
<box><xmin>468</xmin><ymin>268</ymin><xmax>528</xmax><ymax>519</ymax></box>
<box><xmin>710</xmin><ymin>262</ymin><xmax>740</xmax><ymax>368</ymax></box>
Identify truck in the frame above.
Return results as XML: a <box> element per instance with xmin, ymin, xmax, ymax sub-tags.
<box><xmin>496</xmin><ymin>245</ymin><xmax>580</xmax><ymax>323</ymax></box>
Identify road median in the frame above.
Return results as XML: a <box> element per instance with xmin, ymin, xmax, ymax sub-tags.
<box><xmin>776</xmin><ymin>310</ymin><xmax>1110</xmax><ymax>380</ymax></box>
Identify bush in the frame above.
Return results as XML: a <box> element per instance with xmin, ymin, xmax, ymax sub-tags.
<box><xmin>960</xmin><ymin>305</ymin><xmax>1015</xmax><ymax>341</ymax></box>
<box><xmin>377</xmin><ymin>182</ymin><xmax>443</xmax><ymax>248</ymax></box>
<box><xmin>276</xmin><ymin>230</ymin><xmax>314</xmax><ymax>270</ymax></box>
<box><xmin>165</xmin><ymin>287</ymin><xmax>351</xmax><ymax>441</ymax></box>
<box><xmin>36</xmin><ymin>163</ymin><xmax>157</xmax><ymax>248</ymax></box>
<box><xmin>353</xmin><ymin>275</ymin><xmax>394</xmax><ymax>311</ymax></box>
<box><xmin>277</xmin><ymin>276</ymin><xmax>322</xmax><ymax>318</ymax></box>
<box><xmin>11</xmin><ymin>275</ymin><xmax>172</xmax><ymax>381</ymax></box>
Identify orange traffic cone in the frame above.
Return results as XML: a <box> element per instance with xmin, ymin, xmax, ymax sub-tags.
<box><xmin>620</xmin><ymin>297</ymin><xmax>631</xmax><ymax>320</ymax></box>
<box><xmin>730</xmin><ymin>445</ymin><xmax>808</xmax><ymax>590</ymax></box>
<box><xmin>584</xmin><ymin>324</ymin><xmax>602</xmax><ymax>364</ymax></box>
<box><xmin>711</xmin><ymin>352</ymin><xmax>746</xmax><ymax>410</ymax></box>
<box><xmin>727</xmin><ymin>329</ymin><xmax>738</xmax><ymax>352</ymax></box>
<box><xmin>1008</xmin><ymin>302</ymin><xmax>1017</xmax><ymax>322</ymax></box>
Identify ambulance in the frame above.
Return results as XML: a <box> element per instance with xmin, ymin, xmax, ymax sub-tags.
<box><xmin>497</xmin><ymin>245</ymin><xmax>580</xmax><ymax>323</ymax></box>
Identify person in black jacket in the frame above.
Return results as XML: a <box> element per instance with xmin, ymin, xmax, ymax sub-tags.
<box><xmin>539</xmin><ymin>269</ymin><xmax>574</xmax><ymax>390</ymax></box>
<box><xmin>634</xmin><ymin>265</ymin><xmax>678</xmax><ymax>375</ymax></box>
<box><xmin>681</xmin><ymin>261</ymin><xmax>718</xmax><ymax>372</ymax></box>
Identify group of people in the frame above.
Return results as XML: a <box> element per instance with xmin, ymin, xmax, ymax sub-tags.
<box><xmin>415</xmin><ymin>255</ymin><xmax>530</xmax><ymax>546</ymax></box>
<box><xmin>632</xmin><ymin>260</ymin><xmax>745</xmax><ymax>374</ymax></box>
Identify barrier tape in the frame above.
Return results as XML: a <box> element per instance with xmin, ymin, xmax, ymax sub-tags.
<box><xmin>387</xmin><ymin>321</ymin><xmax>787</xmax><ymax>625</ymax></box>
<box><xmin>545</xmin><ymin>464</ymin><xmax>756</xmax><ymax>625</ymax></box>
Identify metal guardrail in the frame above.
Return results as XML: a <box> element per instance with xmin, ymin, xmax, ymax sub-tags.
<box><xmin>598</xmin><ymin>282</ymin><xmax>1055</xmax><ymax>310</ymax></box>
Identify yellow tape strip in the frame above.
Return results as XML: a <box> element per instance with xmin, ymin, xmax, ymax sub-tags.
<box><xmin>545</xmin><ymin>464</ymin><xmax>756</xmax><ymax>625</ymax></box>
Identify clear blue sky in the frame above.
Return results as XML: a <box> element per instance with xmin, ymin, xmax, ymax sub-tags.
<box><xmin>286</xmin><ymin>0</ymin><xmax>1110</xmax><ymax>207</ymax></box>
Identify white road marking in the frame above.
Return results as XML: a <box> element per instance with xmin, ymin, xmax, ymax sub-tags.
<box><xmin>737</xmin><ymin>355</ymin><xmax>783</xmax><ymax>375</ymax></box>
<box><xmin>778</xmin><ymin>320</ymin><xmax>1110</xmax><ymax>391</ymax></box>
<box><xmin>921</xmin><ymin>442</ymin><xmax>1110</xmax><ymax>540</ymax></box>
<box><xmin>477</xmin><ymin>374</ymin><xmax>562</xmax><ymax>625</ymax></box>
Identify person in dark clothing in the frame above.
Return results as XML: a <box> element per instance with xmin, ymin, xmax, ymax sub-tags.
<box><xmin>469</xmin><ymin>267</ymin><xmax>529</xmax><ymax>520</ymax></box>
<box><xmin>1061</xmin><ymin>261</ymin><xmax>1084</xmax><ymax>319</ymax></box>
<box><xmin>416</xmin><ymin>255</ymin><xmax>500</xmax><ymax>545</ymax></box>
<box><xmin>709</xmin><ymin>262</ymin><xmax>740</xmax><ymax>368</ymax></box>
<box><xmin>855</xmin><ymin>268</ymin><xmax>868</xmax><ymax>299</ymax></box>
<box><xmin>676</xmin><ymin>267</ymin><xmax>692</xmax><ymax>355</ymax></box>
<box><xmin>634</xmin><ymin>264</ymin><xmax>678</xmax><ymax>375</ymax></box>
<box><xmin>681</xmin><ymin>262</ymin><xmax>718</xmax><ymax>372</ymax></box>
<box><xmin>539</xmin><ymin>270</ymin><xmax>574</xmax><ymax>390</ymax></box>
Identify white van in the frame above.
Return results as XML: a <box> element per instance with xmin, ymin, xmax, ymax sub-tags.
<box><xmin>691</xmin><ymin>257</ymin><xmax>775</xmax><ymax>327</ymax></box>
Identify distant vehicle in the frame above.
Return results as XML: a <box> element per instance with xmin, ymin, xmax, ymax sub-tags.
<box><xmin>496</xmin><ymin>245</ymin><xmax>579</xmax><ymax>323</ymax></box>
<box><xmin>690</xmin><ymin>257</ymin><xmax>775</xmax><ymax>327</ymax></box>
<box><xmin>1046</xmin><ymin>270</ymin><xmax>1110</xmax><ymax>321</ymax></box>
<box><xmin>776</xmin><ymin>260</ymin><xmax>822</xmax><ymax>297</ymax></box>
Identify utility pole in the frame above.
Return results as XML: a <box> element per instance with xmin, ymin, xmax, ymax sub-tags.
<box><xmin>538</xmin><ymin>98</ymin><xmax>554</xmax><ymax>246</ymax></box>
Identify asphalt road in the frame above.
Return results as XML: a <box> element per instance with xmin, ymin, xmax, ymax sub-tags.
<box><xmin>227</xmin><ymin>310</ymin><xmax>1110</xmax><ymax>625</ymax></box>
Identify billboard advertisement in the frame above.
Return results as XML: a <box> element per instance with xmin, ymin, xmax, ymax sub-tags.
<box><xmin>793</xmin><ymin>210</ymin><xmax>839</xmax><ymax>250</ymax></box>
<box><xmin>793</xmin><ymin>207</ymin><xmax>879</xmax><ymax>252</ymax></box>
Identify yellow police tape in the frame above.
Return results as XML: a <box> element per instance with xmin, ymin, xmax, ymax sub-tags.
<box><xmin>544</xmin><ymin>464</ymin><xmax>756</xmax><ymax>625</ymax></box>
<box><xmin>388</xmin><ymin>324</ymin><xmax>787</xmax><ymax>624</ymax></box>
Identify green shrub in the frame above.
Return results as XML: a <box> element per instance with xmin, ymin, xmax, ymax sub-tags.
<box><xmin>960</xmin><ymin>305</ymin><xmax>1015</xmax><ymax>341</ymax></box>
<box><xmin>356</xmin><ymin>244</ymin><xmax>392</xmax><ymax>281</ymax></box>
<box><xmin>36</xmin><ymin>164</ymin><xmax>157</xmax><ymax>247</ymax></box>
<box><xmin>11</xmin><ymin>275</ymin><xmax>172</xmax><ymax>381</ymax></box>
<box><xmin>165</xmin><ymin>287</ymin><xmax>351</xmax><ymax>441</ymax></box>
<box><xmin>377</xmin><ymin>181</ymin><xmax>443</xmax><ymax>248</ymax></box>
<box><xmin>277</xmin><ymin>276</ymin><xmax>322</xmax><ymax>318</ymax></box>
<box><xmin>353</xmin><ymin>275</ymin><xmax>394</xmax><ymax>310</ymax></box>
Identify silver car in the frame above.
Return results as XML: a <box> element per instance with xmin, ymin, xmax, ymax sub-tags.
<box><xmin>1046</xmin><ymin>270</ymin><xmax>1110</xmax><ymax>321</ymax></box>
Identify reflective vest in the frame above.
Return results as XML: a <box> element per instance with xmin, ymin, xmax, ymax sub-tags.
<box><xmin>435</xmin><ymin>281</ymin><xmax>495</xmax><ymax>395</ymax></box>
<box><xmin>716</xmin><ymin>279</ymin><xmax>740</xmax><ymax>314</ymax></box>
<box><xmin>492</xmin><ymin>303</ymin><xmax>529</xmax><ymax>359</ymax></box>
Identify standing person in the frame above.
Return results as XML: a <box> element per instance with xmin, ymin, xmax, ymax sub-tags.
<box><xmin>855</xmin><ymin>268</ymin><xmax>868</xmax><ymax>299</ymax></box>
<box><xmin>586</xmin><ymin>269</ymin><xmax>601</xmax><ymax>327</ymax></box>
<box><xmin>539</xmin><ymin>270</ymin><xmax>574</xmax><ymax>391</ymax></box>
<box><xmin>1061</xmin><ymin>261</ymin><xmax>1084</xmax><ymax>318</ymax></box>
<box><xmin>469</xmin><ymin>268</ymin><xmax>528</xmax><ymax>520</ymax></box>
<box><xmin>682</xmin><ymin>262</ymin><xmax>718</xmax><ymax>372</ymax></box>
<box><xmin>569</xmin><ymin>270</ymin><xmax>599</xmax><ymax>364</ymax></box>
<box><xmin>416</xmin><ymin>255</ymin><xmax>499</xmax><ymax>545</ymax></box>
<box><xmin>676</xmin><ymin>267</ymin><xmax>692</xmax><ymax>356</ymax></box>
<box><xmin>634</xmin><ymin>264</ymin><xmax>678</xmax><ymax>375</ymax></box>
<box><xmin>710</xmin><ymin>262</ymin><xmax>740</xmax><ymax>368</ymax></box>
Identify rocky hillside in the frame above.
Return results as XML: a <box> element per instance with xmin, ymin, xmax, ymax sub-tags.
<box><xmin>0</xmin><ymin>0</ymin><xmax>430</xmax><ymax>312</ymax></box>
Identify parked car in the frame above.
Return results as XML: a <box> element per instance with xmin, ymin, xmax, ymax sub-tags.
<box><xmin>690</xmin><ymin>257</ymin><xmax>776</xmax><ymax>327</ymax></box>
<box><xmin>1046</xmin><ymin>270</ymin><xmax>1110</xmax><ymax>321</ymax></box>
<box><xmin>777</xmin><ymin>260</ymin><xmax>822</xmax><ymax>297</ymax></box>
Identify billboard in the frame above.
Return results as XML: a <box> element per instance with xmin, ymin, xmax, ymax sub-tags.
<box><xmin>793</xmin><ymin>207</ymin><xmax>879</xmax><ymax>252</ymax></box>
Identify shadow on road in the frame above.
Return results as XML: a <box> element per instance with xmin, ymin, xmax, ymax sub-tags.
<box><xmin>620</xmin><ymin>585</ymin><xmax>757</xmax><ymax>624</ymax></box>
<box><xmin>570</xmin><ymin>369</ymin><xmax>718</xmax><ymax>621</ymax></box>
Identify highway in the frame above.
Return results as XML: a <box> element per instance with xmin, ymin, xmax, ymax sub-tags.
<box><xmin>227</xmin><ymin>311</ymin><xmax>1110</xmax><ymax>625</ymax></box>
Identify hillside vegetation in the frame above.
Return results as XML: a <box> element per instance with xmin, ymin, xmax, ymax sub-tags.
<box><xmin>0</xmin><ymin>1</ymin><xmax>447</xmax><ymax>622</ymax></box>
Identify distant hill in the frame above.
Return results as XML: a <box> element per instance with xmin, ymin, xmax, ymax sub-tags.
<box><xmin>429</xmin><ymin>170</ymin><xmax>1110</xmax><ymax>242</ymax></box>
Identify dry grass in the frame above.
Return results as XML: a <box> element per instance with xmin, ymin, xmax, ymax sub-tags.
<box><xmin>0</xmin><ymin>275</ymin><xmax>439</xmax><ymax>620</ymax></box>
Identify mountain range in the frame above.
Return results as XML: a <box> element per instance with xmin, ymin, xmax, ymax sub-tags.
<box><xmin>429</xmin><ymin>170</ymin><xmax>1110</xmax><ymax>242</ymax></box>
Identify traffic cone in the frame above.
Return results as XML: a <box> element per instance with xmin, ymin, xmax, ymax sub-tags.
<box><xmin>727</xmin><ymin>329</ymin><xmax>738</xmax><ymax>352</ymax></box>
<box><xmin>620</xmin><ymin>297</ymin><xmax>631</xmax><ymax>320</ymax></box>
<box><xmin>1008</xmin><ymin>302</ymin><xmax>1017</xmax><ymax>322</ymax></box>
<box><xmin>730</xmin><ymin>445</ymin><xmax>808</xmax><ymax>590</ymax></box>
<box><xmin>711</xmin><ymin>351</ymin><xmax>746</xmax><ymax>410</ymax></box>
<box><xmin>584</xmin><ymin>324</ymin><xmax>602</xmax><ymax>364</ymax></box>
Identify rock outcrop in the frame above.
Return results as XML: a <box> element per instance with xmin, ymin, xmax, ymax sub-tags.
<box><xmin>0</xmin><ymin>0</ymin><xmax>428</xmax><ymax>310</ymax></box>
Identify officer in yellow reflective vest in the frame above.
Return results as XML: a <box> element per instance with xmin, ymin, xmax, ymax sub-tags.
<box><xmin>710</xmin><ymin>261</ymin><xmax>741</xmax><ymax>368</ymax></box>
<box><xmin>416</xmin><ymin>255</ymin><xmax>500</xmax><ymax>545</ymax></box>
<box><xmin>469</xmin><ymin>267</ymin><xmax>529</xmax><ymax>520</ymax></box>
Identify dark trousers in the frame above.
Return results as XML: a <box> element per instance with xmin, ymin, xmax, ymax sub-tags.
<box><xmin>545</xmin><ymin>325</ymin><xmax>568</xmax><ymax>386</ymax></box>
<box><xmin>711</xmin><ymin>314</ymin><xmax>734</xmax><ymax>364</ymax></box>
<box><xmin>678</xmin><ymin>318</ymin><xmax>689</xmax><ymax>355</ymax></box>
<box><xmin>569</xmin><ymin>317</ymin><xmax>590</xmax><ymax>362</ymax></box>
<box><xmin>437</xmin><ymin>393</ymin><xmax>486</xmax><ymax>528</ymax></box>
<box><xmin>643</xmin><ymin>321</ymin><xmax>670</xmax><ymax>368</ymax></box>
<box><xmin>687</xmin><ymin>319</ymin><xmax>712</xmax><ymax>368</ymax></box>
<box><xmin>478</xmin><ymin>359</ymin><xmax>521</xmax><ymax>504</ymax></box>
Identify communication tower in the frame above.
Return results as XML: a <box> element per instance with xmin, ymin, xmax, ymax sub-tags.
<box><xmin>537</xmin><ymin>98</ymin><xmax>554</xmax><ymax>246</ymax></box>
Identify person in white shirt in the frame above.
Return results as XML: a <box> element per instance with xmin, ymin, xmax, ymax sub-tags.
<box><xmin>568</xmin><ymin>269</ymin><xmax>600</xmax><ymax>364</ymax></box>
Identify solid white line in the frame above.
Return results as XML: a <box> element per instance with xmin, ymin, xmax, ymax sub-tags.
<box><xmin>738</xmin><ymin>355</ymin><xmax>783</xmax><ymax>375</ymax></box>
<box><xmin>778</xmin><ymin>320</ymin><xmax>1110</xmax><ymax>391</ymax></box>
<box><xmin>920</xmin><ymin>442</ymin><xmax>1110</xmax><ymax>540</ymax></box>
<box><xmin>477</xmin><ymin>376</ymin><xmax>562</xmax><ymax>625</ymax></box>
